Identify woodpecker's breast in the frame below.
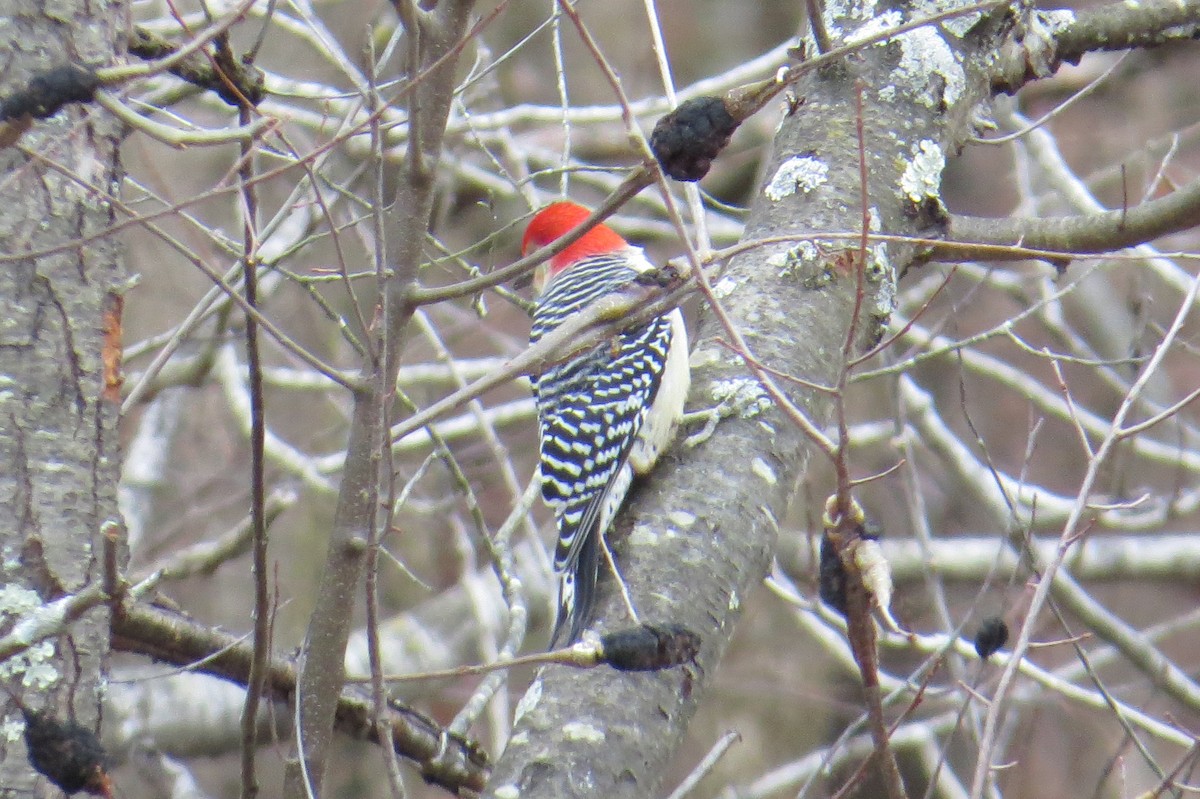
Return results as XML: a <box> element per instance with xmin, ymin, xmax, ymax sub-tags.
<box><xmin>627</xmin><ymin>307</ymin><xmax>689</xmax><ymax>474</ymax></box>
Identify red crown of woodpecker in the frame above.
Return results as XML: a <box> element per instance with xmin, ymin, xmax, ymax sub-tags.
<box><xmin>522</xmin><ymin>201</ymin><xmax>628</xmax><ymax>281</ymax></box>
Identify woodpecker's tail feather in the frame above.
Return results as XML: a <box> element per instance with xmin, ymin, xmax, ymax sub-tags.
<box><xmin>548</xmin><ymin>522</ymin><xmax>600</xmax><ymax>649</ymax></box>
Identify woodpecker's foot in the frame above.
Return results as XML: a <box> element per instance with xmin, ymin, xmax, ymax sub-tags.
<box><xmin>635</xmin><ymin>263</ymin><xmax>684</xmax><ymax>289</ymax></box>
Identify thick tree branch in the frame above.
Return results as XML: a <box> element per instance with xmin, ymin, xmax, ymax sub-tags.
<box><xmin>930</xmin><ymin>174</ymin><xmax>1200</xmax><ymax>264</ymax></box>
<box><xmin>481</xmin><ymin>0</ymin><xmax>1021</xmax><ymax>794</ymax></box>
<box><xmin>110</xmin><ymin>601</ymin><xmax>489</xmax><ymax>793</ymax></box>
<box><xmin>283</xmin><ymin>1</ymin><xmax>479</xmax><ymax>795</ymax></box>
<box><xmin>0</xmin><ymin>1</ymin><xmax>128</xmax><ymax>792</ymax></box>
<box><xmin>1056</xmin><ymin>0</ymin><xmax>1200</xmax><ymax>61</ymax></box>
<box><xmin>990</xmin><ymin>0</ymin><xmax>1200</xmax><ymax>94</ymax></box>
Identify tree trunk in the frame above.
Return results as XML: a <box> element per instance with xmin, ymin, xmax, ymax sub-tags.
<box><xmin>0</xmin><ymin>1</ymin><xmax>128</xmax><ymax>794</ymax></box>
<box><xmin>481</xmin><ymin>0</ymin><xmax>1015</xmax><ymax>795</ymax></box>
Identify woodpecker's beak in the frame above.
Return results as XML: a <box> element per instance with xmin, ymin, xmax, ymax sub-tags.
<box><xmin>526</xmin><ymin>262</ymin><xmax>551</xmax><ymax>294</ymax></box>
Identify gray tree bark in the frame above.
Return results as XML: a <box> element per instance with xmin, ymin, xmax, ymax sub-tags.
<box><xmin>478</xmin><ymin>0</ymin><xmax>1077</xmax><ymax>795</ymax></box>
<box><xmin>0</xmin><ymin>1</ymin><xmax>128</xmax><ymax>795</ymax></box>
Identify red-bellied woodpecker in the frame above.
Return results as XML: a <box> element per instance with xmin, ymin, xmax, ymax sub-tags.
<box><xmin>524</xmin><ymin>201</ymin><xmax>690</xmax><ymax>648</ymax></box>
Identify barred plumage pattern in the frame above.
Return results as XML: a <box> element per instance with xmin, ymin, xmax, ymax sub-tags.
<box><xmin>532</xmin><ymin>251</ymin><xmax>676</xmax><ymax>647</ymax></box>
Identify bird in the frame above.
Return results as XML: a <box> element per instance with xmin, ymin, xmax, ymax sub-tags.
<box><xmin>523</xmin><ymin>201</ymin><xmax>690</xmax><ymax>648</ymax></box>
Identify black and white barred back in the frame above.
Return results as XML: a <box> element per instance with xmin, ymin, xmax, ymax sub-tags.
<box><xmin>531</xmin><ymin>252</ymin><xmax>677</xmax><ymax>648</ymax></box>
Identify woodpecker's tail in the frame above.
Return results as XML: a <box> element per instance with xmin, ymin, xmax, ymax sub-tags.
<box><xmin>548</xmin><ymin>525</ymin><xmax>600</xmax><ymax>649</ymax></box>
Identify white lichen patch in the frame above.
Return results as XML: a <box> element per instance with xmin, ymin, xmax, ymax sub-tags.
<box><xmin>0</xmin><ymin>584</ymin><xmax>40</xmax><ymax>616</ymax></box>
<box><xmin>866</xmin><ymin>207</ymin><xmax>882</xmax><ymax>233</ymax></box>
<box><xmin>867</xmin><ymin>243</ymin><xmax>891</xmax><ymax>281</ymax></box>
<box><xmin>1043</xmin><ymin>8</ymin><xmax>1077</xmax><ymax>24</ymax></box>
<box><xmin>710</xmin><ymin>377</ymin><xmax>772</xmax><ymax>418</ymax></box>
<box><xmin>768</xmin><ymin>241</ymin><xmax>821</xmax><ymax>278</ymax></box>
<box><xmin>668</xmin><ymin>510</ymin><xmax>697</xmax><ymax>528</ymax></box>
<box><xmin>728</xmin><ymin>589</ymin><xmax>740</xmax><ymax>612</ymax></box>
<box><xmin>848</xmin><ymin>9</ymin><xmax>902</xmax><ymax>43</ymax></box>
<box><xmin>765</xmin><ymin>156</ymin><xmax>829</xmax><ymax>201</ymax></box>
<box><xmin>870</xmin><ymin>246</ymin><xmax>898</xmax><ymax>322</ymax></box>
<box><xmin>894</xmin><ymin>26</ymin><xmax>964</xmax><ymax>108</ymax></box>
<box><xmin>751</xmin><ymin>457</ymin><xmax>778</xmax><ymax>485</ymax></box>
<box><xmin>815</xmin><ymin>0</ymin><xmax>846</xmax><ymax>40</ymax></box>
<box><xmin>494</xmin><ymin>785</ymin><xmax>521</xmax><ymax>799</ymax></box>
<box><xmin>712</xmin><ymin>276</ymin><xmax>738</xmax><ymax>299</ymax></box>
<box><xmin>563</xmin><ymin>722</ymin><xmax>606</xmax><ymax>743</ymax></box>
<box><xmin>828</xmin><ymin>0</ymin><xmax>879</xmax><ymax>25</ymax></box>
<box><xmin>629</xmin><ymin>522</ymin><xmax>666</xmax><ymax>546</ymax></box>
<box><xmin>910</xmin><ymin>0</ymin><xmax>984</xmax><ymax>37</ymax></box>
<box><xmin>2</xmin><ymin>716</ymin><xmax>24</xmax><ymax>744</ymax></box>
<box><xmin>899</xmin><ymin>139</ymin><xmax>945</xmax><ymax>202</ymax></box>
<box><xmin>0</xmin><ymin>584</ymin><xmax>62</xmax><ymax>690</ymax></box>
<box><xmin>0</xmin><ymin>640</ymin><xmax>59</xmax><ymax>690</ymax></box>
<box><xmin>20</xmin><ymin>654</ymin><xmax>59</xmax><ymax>690</ymax></box>
<box><xmin>513</xmin><ymin>680</ymin><xmax>542</xmax><ymax>724</ymax></box>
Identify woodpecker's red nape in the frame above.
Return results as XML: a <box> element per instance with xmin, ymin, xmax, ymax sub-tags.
<box><xmin>522</xmin><ymin>201</ymin><xmax>629</xmax><ymax>279</ymax></box>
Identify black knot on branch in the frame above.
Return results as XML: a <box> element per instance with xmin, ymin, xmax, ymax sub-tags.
<box><xmin>818</xmin><ymin>533</ymin><xmax>847</xmax><ymax>615</ymax></box>
<box><xmin>650</xmin><ymin>96</ymin><xmax>739</xmax><ymax>182</ymax></box>
<box><xmin>21</xmin><ymin>708</ymin><xmax>113</xmax><ymax>798</ymax></box>
<box><xmin>599</xmin><ymin>623</ymin><xmax>701</xmax><ymax>671</ymax></box>
<box><xmin>973</xmin><ymin>616</ymin><xmax>1009</xmax><ymax>660</ymax></box>
<box><xmin>0</xmin><ymin>64</ymin><xmax>100</xmax><ymax>122</ymax></box>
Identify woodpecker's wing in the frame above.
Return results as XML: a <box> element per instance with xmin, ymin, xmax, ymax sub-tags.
<box><xmin>531</xmin><ymin>254</ymin><xmax>678</xmax><ymax>643</ymax></box>
<box><xmin>551</xmin><ymin>511</ymin><xmax>601</xmax><ymax>648</ymax></box>
<box><xmin>534</xmin><ymin>315</ymin><xmax>675</xmax><ymax>565</ymax></box>
<box><xmin>536</xmin><ymin>316</ymin><xmax>677</xmax><ymax>646</ymax></box>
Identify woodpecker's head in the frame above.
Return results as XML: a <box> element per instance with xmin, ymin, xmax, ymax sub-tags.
<box><xmin>522</xmin><ymin>201</ymin><xmax>628</xmax><ymax>291</ymax></box>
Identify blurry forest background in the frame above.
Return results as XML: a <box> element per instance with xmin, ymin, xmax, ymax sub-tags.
<box><xmin>3</xmin><ymin>0</ymin><xmax>1200</xmax><ymax>797</ymax></box>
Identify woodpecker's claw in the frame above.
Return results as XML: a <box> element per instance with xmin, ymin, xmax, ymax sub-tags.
<box><xmin>634</xmin><ymin>263</ymin><xmax>683</xmax><ymax>288</ymax></box>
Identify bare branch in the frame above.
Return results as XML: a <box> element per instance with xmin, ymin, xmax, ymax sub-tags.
<box><xmin>932</xmin><ymin>174</ymin><xmax>1200</xmax><ymax>264</ymax></box>
<box><xmin>110</xmin><ymin>601</ymin><xmax>489</xmax><ymax>793</ymax></box>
